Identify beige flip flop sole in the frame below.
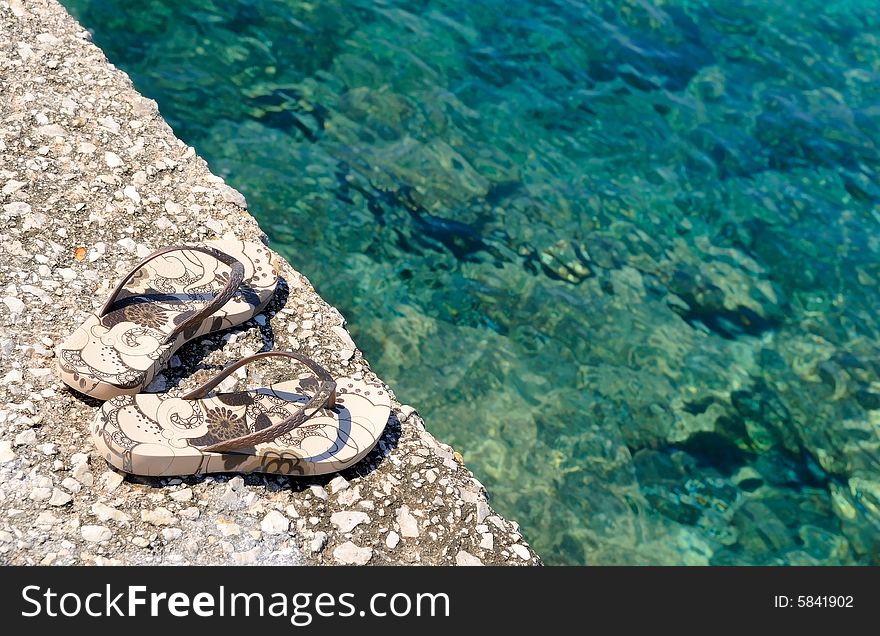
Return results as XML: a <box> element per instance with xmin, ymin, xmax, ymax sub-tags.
<box><xmin>57</xmin><ymin>240</ymin><xmax>277</xmax><ymax>400</ymax></box>
<box><xmin>91</xmin><ymin>378</ymin><xmax>391</xmax><ymax>476</ymax></box>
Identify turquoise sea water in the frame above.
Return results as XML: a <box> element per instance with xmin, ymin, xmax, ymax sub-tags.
<box><xmin>61</xmin><ymin>0</ymin><xmax>880</xmax><ymax>565</ymax></box>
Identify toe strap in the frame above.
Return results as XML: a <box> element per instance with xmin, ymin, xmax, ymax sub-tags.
<box><xmin>182</xmin><ymin>351</ymin><xmax>337</xmax><ymax>453</ymax></box>
<box><xmin>100</xmin><ymin>245</ymin><xmax>246</xmax><ymax>346</ymax></box>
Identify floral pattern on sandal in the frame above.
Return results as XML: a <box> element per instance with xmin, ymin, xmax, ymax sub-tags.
<box><xmin>90</xmin><ymin>351</ymin><xmax>392</xmax><ymax>477</ymax></box>
<box><xmin>56</xmin><ymin>239</ymin><xmax>278</xmax><ymax>399</ymax></box>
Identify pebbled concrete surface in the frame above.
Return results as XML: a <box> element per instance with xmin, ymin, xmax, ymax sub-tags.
<box><xmin>0</xmin><ymin>0</ymin><xmax>540</xmax><ymax>566</ymax></box>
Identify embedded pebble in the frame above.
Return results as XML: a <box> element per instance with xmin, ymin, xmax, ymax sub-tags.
<box><xmin>72</xmin><ymin>462</ymin><xmax>92</xmax><ymax>484</ymax></box>
<box><xmin>116</xmin><ymin>237</ymin><xmax>137</xmax><ymax>253</ymax></box>
<box><xmin>260</xmin><ymin>510</ymin><xmax>290</xmax><ymax>535</ymax></box>
<box><xmin>476</xmin><ymin>501</ymin><xmax>490</xmax><ymax>524</ymax></box>
<box><xmin>141</xmin><ymin>507</ymin><xmax>177</xmax><ymax>526</ymax></box>
<box><xmin>48</xmin><ymin>488</ymin><xmax>72</xmax><ymax>506</ymax></box>
<box><xmin>179</xmin><ymin>507</ymin><xmax>201</xmax><ymax>521</ymax></box>
<box><xmin>0</xmin><ymin>441</ymin><xmax>16</xmax><ymax>464</ymax></box>
<box><xmin>123</xmin><ymin>185</ymin><xmax>141</xmax><ymax>203</ymax></box>
<box><xmin>168</xmin><ymin>488</ymin><xmax>193</xmax><ymax>503</ymax></box>
<box><xmin>309</xmin><ymin>531</ymin><xmax>328</xmax><ymax>553</ymax></box>
<box><xmin>385</xmin><ymin>531</ymin><xmax>400</xmax><ymax>549</ymax></box>
<box><xmin>100</xmin><ymin>471</ymin><xmax>125</xmax><ymax>492</ymax></box>
<box><xmin>330</xmin><ymin>511</ymin><xmax>370</xmax><ymax>533</ymax></box>
<box><xmin>217</xmin><ymin>184</ymin><xmax>247</xmax><ymax>208</ymax></box>
<box><xmin>328</xmin><ymin>475</ymin><xmax>350</xmax><ymax>494</ymax></box>
<box><xmin>309</xmin><ymin>485</ymin><xmax>328</xmax><ymax>500</ymax></box>
<box><xmin>480</xmin><ymin>533</ymin><xmax>494</xmax><ymax>550</ymax></box>
<box><xmin>333</xmin><ymin>541</ymin><xmax>372</xmax><ymax>565</ymax></box>
<box><xmin>232</xmin><ymin>547</ymin><xmax>260</xmax><ymax>565</ymax></box>
<box><xmin>455</xmin><ymin>550</ymin><xmax>483</xmax><ymax>566</ymax></box>
<box><xmin>336</xmin><ymin>486</ymin><xmax>361</xmax><ymax>507</ymax></box>
<box><xmin>164</xmin><ymin>200</ymin><xmax>182</xmax><ymax>214</ymax></box>
<box><xmin>217</xmin><ymin>518</ymin><xmax>241</xmax><ymax>537</ymax></box>
<box><xmin>31</xmin><ymin>487</ymin><xmax>52</xmax><ymax>501</ymax></box>
<box><xmin>104</xmin><ymin>151</ymin><xmax>123</xmax><ymax>168</ymax></box>
<box><xmin>511</xmin><ymin>544</ymin><xmax>531</xmax><ymax>560</ymax></box>
<box><xmin>396</xmin><ymin>505</ymin><xmax>419</xmax><ymax>538</ymax></box>
<box><xmin>61</xmin><ymin>477</ymin><xmax>81</xmax><ymax>493</ymax></box>
<box><xmin>36</xmin><ymin>512</ymin><xmax>60</xmax><ymax>526</ymax></box>
<box><xmin>2</xmin><ymin>180</ymin><xmax>26</xmax><ymax>195</ymax></box>
<box><xmin>3</xmin><ymin>202</ymin><xmax>31</xmax><ymax>217</ymax></box>
<box><xmin>91</xmin><ymin>502</ymin><xmax>131</xmax><ymax>523</ymax></box>
<box><xmin>81</xmin><ymin>525</ymin><xmax>112</xmax><ymax>543</ymax></box>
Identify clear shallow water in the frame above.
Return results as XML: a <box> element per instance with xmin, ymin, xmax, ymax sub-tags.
<box><xmin>61</xmin><ymin>0</ymin><xmax>880</xmax><ymax>565</ymax></box>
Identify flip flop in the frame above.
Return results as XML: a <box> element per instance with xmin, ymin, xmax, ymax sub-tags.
<box><xmin>90</xmin><ymin>351</ymin><xmax>391</xmax><ymax>476</ymax></box>
<box><xmin>57</xmin><ymin>240</ymin><xmax>277</xmax><ymax>400</ymax></box>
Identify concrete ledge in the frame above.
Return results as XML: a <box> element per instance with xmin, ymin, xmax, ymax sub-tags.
<box><xmin>0</xmin><ymin>0</ymin><xmax>540</xmax><ymax>565</ymax></box>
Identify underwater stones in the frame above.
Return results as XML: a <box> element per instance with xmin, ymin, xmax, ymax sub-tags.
<box><xmin>633</xmin><ymin>450</ymin><xmax>703</xmax><ymax>526</ymax></box>
<box><xmin>729</xmin><ymin>488</ymin><xmax>844</xmax><ymax>564</ymax></box>
<box><xmin>675</xmin><ymin>431</ymin><xmax>750</xmax><ymax>476</ymax></box>
<box><xmin>375</xmin><ymin>138</ymin><xmax>489</xmax><ymax>211</ymax></box>
<box><xmin>686</xmin><ymin>65</ymin><xmax>727</xmax><ymax>102</ymax></box>
<box><xmin>583</xmin><ymin>235</ymin><xmax>625</xmax><ymax>270</ymax></box>
<box><xmin>335</xmin><ymin>87</ymin><xmax>414</xmax><ymax>141</ymax></box>
<box><xmin>664</xmin><ymin>261</ymin><xmax>782</xmax><ymax>339</ymax></box>
<box><xmin>855</xmin><ymin>389</ymin><xmax>880</xmax><ymax>411</ymax></box>
<box><xmin>731</xmin><ymin>500</ymin><xmax>793</xmax><ymax>557</ymax></box>
<box><xmin>749</xmin><ymin>227</ymin><xmax>820</xmax><ymax>292</ymax></box>
<box><xmin>536</xmin><ymin>240</ymin><xmax>593</xmax><ymax>284</ymax></box>
<box><xmin>729</xmin><ymin>383</ymin><xmax>797</xmax><ymax>453</ymax></box>
<box><xmin>797</xmin><ymin>525</ymin><xmax>850</xmax><ymax>564</ymax></box>
<box><xmin>848</xmin><ymin>478</ymin><xmax>880</xmax><ymax>521</ymax></box>
<box><xmin>608</xmin><ymin>266</ymin><xmax>646</xmax><ymax>302</ymax></box>
<box><xmin>733</xmin><ymin>467</ymin><xmax>764</xmax><ymax>493</ymax></box>
<box><xmin>816</xmin><ymin>360</ymin><xmax>852</xmax><ymax>401</ymax></box>
<box><xmin>635</xmin><ymin>445</ymin><xmax>741</xmax><ymax>527</ymax></box>
<box><xmin>830</xmin><ymin>483</ymin><xmax>880</xmax><ymax>560</ymax></box>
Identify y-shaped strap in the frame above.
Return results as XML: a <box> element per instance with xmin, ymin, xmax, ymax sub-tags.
<box><xmin>181</xmin><ymin>351</ymin><xmax>337</xmax><ymax>453</ymax></box>
<box><xmin>100</xmin><ymin>245</ymin><xmax>246</xmax><ymax>345</ymax></box>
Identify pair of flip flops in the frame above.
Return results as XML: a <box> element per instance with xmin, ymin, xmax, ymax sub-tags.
<box><xmin>56</xmin><ymin>240</ymin><xmax>391</xmax><ymax>478</ymax></box>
